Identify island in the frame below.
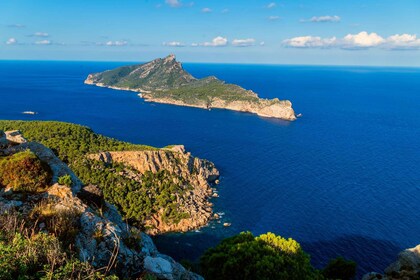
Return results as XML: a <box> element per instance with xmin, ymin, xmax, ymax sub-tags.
<box><xmin>85</xmin><ymin>54</ymin><xmax>297</xmax><ymax>121</ymax></box>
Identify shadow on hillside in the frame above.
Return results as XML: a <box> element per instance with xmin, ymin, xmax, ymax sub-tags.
<box><xmin>301</xmin><ymin>235</ymin><xmax>402</xmax><ymax>278</ymax></box>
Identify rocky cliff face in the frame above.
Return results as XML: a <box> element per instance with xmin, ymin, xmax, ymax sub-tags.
<box><xmin>0</xmin><ymin>131</ymin><xmax>203</xmax><ymax>280</ymax></box>
<box><xmin>89</xmin><ymin>145</ymin><xmax>220</xmax><ymax>234</ymax></box>
<box><xmin>85</xmin><ymin>54</ymin><xmax>297</xmax><ymax>121</ymax></box>
<box><xmin>363</xmin><ymin>245</ymin><xmax>420</xmax><ymax>280</ymax></box>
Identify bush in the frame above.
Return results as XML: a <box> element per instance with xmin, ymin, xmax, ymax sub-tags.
<box><xmin>200</xmin><ymin>231</ymin><xmax>322</xmax><ymax>280</ymax></box>
<box><xmin>58</xmin><ymin>174</ymin><xmax>72</xmax><ymax>187</ymax></box>
<box><xmin>0</xmin><ymin>150</ymin><xmax>52</xmax><ymax>192</ymax></box>
<box><xmin>322</xmin><ymin>256</ymin><xmax>357</xmax><ymax>280</ymax></box>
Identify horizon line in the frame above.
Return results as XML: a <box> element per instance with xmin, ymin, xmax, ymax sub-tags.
<box><xmin>0</xmin><ymin>58</ymin><xmax>419</xmax><ymax>69</ymax></box>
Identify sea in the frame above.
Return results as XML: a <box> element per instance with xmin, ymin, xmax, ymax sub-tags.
<box><xmin>0</xmin><ymin>60</ymin><xmax>419</xmax><ymax>277</ymax></box>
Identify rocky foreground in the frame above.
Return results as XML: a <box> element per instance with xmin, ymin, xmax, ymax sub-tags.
<box><xmin>363</xmin><ymin>244</ymin><xmax>420</xmax><ymax>280</ymax></box>
<box><xmin>0</xmin><ymin>130</ymin><xmax>203</xmax><ymax>279</ymax></box>
<box><xmin>85</xmin><ymin>54</ymin><xmax>297</xmax><ymax>121</ymax></box>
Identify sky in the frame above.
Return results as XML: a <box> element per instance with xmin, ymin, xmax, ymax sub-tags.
<box><xmin>1</xmin><ymin>0</ymin><xmax>420</xmax><ymax>66</ymax></box>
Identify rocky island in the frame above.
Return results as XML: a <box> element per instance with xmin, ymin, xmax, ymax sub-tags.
<box><xmin>85</xmin><ymin>54</ymin><xmax>297</xmax><ymax>120</ymax></box>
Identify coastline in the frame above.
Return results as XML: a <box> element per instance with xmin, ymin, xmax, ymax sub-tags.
<box><xmin>85</xmin><ymin>78</ymin><xmax>297</xmax><ymax>121</ymax></box>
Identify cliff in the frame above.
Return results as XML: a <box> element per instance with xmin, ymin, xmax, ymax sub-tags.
<box><xmin>0</xmin><ymin>130</ymin><xmax>202</xmax><ymax>279</ymax></box>
<box><xmin>89</xmin><ymin>145</ymin><xmax>219</xmax><ymax>234</ymax></box>
<box><xmin>363</xmin><ymin>244</ymin><xmax>420</xmax><ymax>280</ymax></box>
<box><xmin>85</xmin><ymin>54</ymin><xmax>297</xmax><ymax>121</ymax></box>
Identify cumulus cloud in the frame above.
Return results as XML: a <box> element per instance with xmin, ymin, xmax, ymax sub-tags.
<box><xmin>6</xmin><ymin>38</ymin><xmax>17</xmax><ymax>45</ymax></box>
<box><xmin>232</xmin><ymin>38</ymin><xmax>256</xmax><ymax>47</ymax></box>
<box><xmin>283</xmin><ymin>31</ymin><xmax>420</xmax><ymax>50</ymax></box>
<box><xmin>198</xmin><ymin>36</ymin><xmax>228</xmax><ymax>47</ymax></box>
<box><xmin>303</xmin><ymin>15</ymin><xmax>341</xmax><ymax>23</ymax></box>
<box><xmin>268</xmin><ymin>16</ymin><xmax>280</xmax><ymax>21</ymax></box>
<box><xmin>342</xmin><ymin>31</ymin><xmax>384</xmax><ymax>48</ymax></box>
<box><xmin>202</xmin><ymin>7</ymin><xmax>212</xmax><ymax>13</ymax></box>
<box><xmin>384</xmin><ymin>34</ymin><xmax>420</xmax><ymax>50</ymax></box>
<box><xmin>163</xmin><ymin>41</ymin><xmax>185</xmax><ymax>47</ymax></box>
<box><xmin>35</xmin><ymin>40</ymin><xmax>52</xmax><ymax>45</ymax></box>
<box><xmin>283</xmin><ymin>36</ymin><xmax>337</xmax><ymax>48</ymax></box>
<box><xmin>266</xmin><ymin>2</ymin><xmax>276</xmax><ymax>9</ymax></box>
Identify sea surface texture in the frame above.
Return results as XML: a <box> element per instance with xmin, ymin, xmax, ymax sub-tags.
<box><xmin>0</xmin><ymin>61</ymin><xmax>419</xmax><ymax>276</ymax></box>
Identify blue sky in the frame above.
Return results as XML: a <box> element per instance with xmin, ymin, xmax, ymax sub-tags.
<box><xmin>1</xmin><ymin>0</ymin><xmax>419</xmax><ymax>66</ymax></box>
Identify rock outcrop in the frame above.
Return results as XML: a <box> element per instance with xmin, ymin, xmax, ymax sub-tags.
<box><xmin>85</xmin><ymin>54</ymin><xmax>297</xmax><ymax>121</ymax></box>
<box><xmin>363</xmin><ymin>245</ymin><xmax>420</xmax><ymax>280</ymax></box>
<box><xmin>3</xmin><ymin>132</ymin><xmax>83</xmax><ymax>193</ymax></box>
<box><xmin>0</xmin><ymin>135</ymin><xmax>202</xmax><ymax>280</ymax></box>
<box><xmin>89</xmin><ymin>145</ymin><xmax>220</xmax><ymax>234</ymax></box>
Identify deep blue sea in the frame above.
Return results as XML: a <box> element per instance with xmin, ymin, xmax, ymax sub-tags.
<box><xmin>0</xmin><ymin>61</ymin><xmax>419</xmax><ymax>276</ymax></box>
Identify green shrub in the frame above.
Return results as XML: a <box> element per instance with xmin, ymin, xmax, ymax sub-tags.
<box><xmin>57</xmin><ymin>174</ymin><xmax>72</xmax><ymax>187</ymax></box>
<box><xmin>0</xmin><ymin>150</ymin><xmax>52</xmax><ymax>192</ymax></box>
<box><xmin>200</xmin><ymin>231</ymin><xmax>322</xmax><ymax>280</ymax></box>
<box><xmin>322</xmin><ymin>256</ymin><xmax>357</xmax><ymax>280</ymax></box>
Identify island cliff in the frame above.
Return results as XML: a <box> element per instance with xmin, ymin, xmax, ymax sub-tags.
<box><xmin>85</xmin><ymin>54</ymin><xmax>297</xmax><ymax>121</ymax></box>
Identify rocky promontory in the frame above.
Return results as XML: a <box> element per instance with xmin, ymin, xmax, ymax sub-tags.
<box><xmin>0</xmin><ymin>130</ymin><xmax>202</xmax><ymax>279</ymax></box>
<box><xmin>89</xmin><ymin>145</ymin><xmax>219</xmax><ymax>234</ymax></box>
<box><xmin>85</xmin><ymin>54</ymin><xmax>297</xmax><ymax>121</ymax></box>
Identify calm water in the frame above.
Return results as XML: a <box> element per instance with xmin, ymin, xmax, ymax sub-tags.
<box><xmin>0</xmin><ymin>61</ymin><xmax>419</xmax><ymax>276</ymax></box>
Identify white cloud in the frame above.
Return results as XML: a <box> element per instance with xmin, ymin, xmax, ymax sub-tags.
<box><xmin>163</xmin><ymin>41</ymin><xmax>185</xmax><ymax>47</ymax></box>
<box><xmin>221</xmin><ymin>8</ymin><xmax>229</xmax><ymax>13</ymax></box>
<box><xmin>200</xmin><ymin>36</ymin><xmax>228</xmax><ymax>47</ymax></box>
<box><xmin>202</xmin><ymin>7</ymin><xmax>212</xmax><ymax>13</ymax></box>
<box><xmin>191</xmin><ymin>43</ymin><xmax>199</xmax><ymax>47</ymax></box>
<box><xmin>33</xmin><ymin>32</ymin><xmax>49</xmax><ymax>37</ymax></box>
<box><xmin>35</xmin><ymin>40</ymin><xmax>52</xmax><ymax>45</ymax></box>
<box><xmin>6</xmin><ymin>38</ymin><xmax>17</xmax><ymax>45</ymax></box>
<box><xmin>266</xmin><ymin>2</ymin><xmax>276</xmax><ymax>9</ymax></box>
<box><xmin>260</xmin><ymin>41</ymin><xmax>265</xmax><ymax>46</ymax></box>
<box><xmin>385</xmin><ymin>34</ymin><xmax>420</xmax><ymax>50</ymax></box>
<box><xmin>268</xmin><ymin>16</ymin><xmax>280</xmax><ymax>21</ymax></box>
<box><xmin>165</xmin><ymin>0</ymin><xmax>181</xmax><ymax>7</ymax></box>
<box><xmin>283</xmin><ymin>31</ymin><xmax>420</xmax><ymax>50</ymax></box>
<box><xmin>232</xmin><ymin>38</ymin><xmax>256</xmax><ymax>47</ymax></box>
<box><xmin>304</xmin><ymin>15</ymin><xmax>341</xmax><ymax>23</ymax></box>
<box><xmin>342</xmin><ymin>31</ymin><xmax>384</xmax><ymax>48</ymax></box>
<box><xmin>105</xmin><ymin>40</ymin><xmax>128</xmax><ymax>46</ymax></box>
<box><xmin>283</xmin><ymin>36</ymin><xmax>337</xmax><ymax>48</ymax></box>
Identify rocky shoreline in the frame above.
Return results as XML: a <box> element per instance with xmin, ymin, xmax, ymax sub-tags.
<box><xmin>88</xmin><ymin>145</ymin><xmax>220</xmax><ymax>235</ymax></box>
<box><xmin>85</xmin><ymin>77</ymin><xmax>296</xmax><ymax>121</ymax></box>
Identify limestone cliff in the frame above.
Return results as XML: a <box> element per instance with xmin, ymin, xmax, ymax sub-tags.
<box><xmin>85</xmin><ymin>54</ymin><xmax>297</xmax><ymax>121</ymax></box>
<box><xmin>89</xmin><ymin>145</ymin><xmax>219</xmax><ymax>234</ymax></box>
<box><xmin>0</xmin><ymin>131</ymin><xmax>203</xmax><ymax>280</ymax></box>
<box><xmin>363</xmin><ymin>244</ymin><xmax>420</xmax><ymax>280</ymax></box>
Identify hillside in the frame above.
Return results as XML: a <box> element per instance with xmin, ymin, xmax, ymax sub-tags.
<box><xmin>85</xmin><ymin>55</ymin><xmax>297</xmax><ymax>120</ymax></box>
<box><xmin>0</xmin><ymin>121</ymin><xmax>219</xmax><ymax>234</ymax></box>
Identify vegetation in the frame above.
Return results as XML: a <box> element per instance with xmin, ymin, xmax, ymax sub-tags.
<box><xmin>200</xmin><ymin>231</ymin><xmax>322</xmax><ymax>280</ymax></box>
<box><xmin>0</xmin><ymin>150</ymin><xmax>52</xmax><ymax>192</ymax></box>
<box><xmin>0</xmin><ymin>209</ymin><xmax>117</xmax><ymax>280</ymax></box>
<box><xmin>73</xmin><ymin>158</ymin><xmax>190</xmax><ymax>227</ymax></box>
<box><xmin>57</xmin><ymin>174</ymin><xmax>72</xmax><ymax>187</ymax></box>
<box><xmin>87</xmin><ymin>55</ymin><xmax>281</xmax><ymax>107</ymax></box>
<box><xmin>322</xmin><ymin>257</ymin><xmax>357</xmax><ymax>280</ymax></box>
<box><xmin>0</xmin><ymin>121</ymin><xmax>190</xmax><ymax>226</ymax></box>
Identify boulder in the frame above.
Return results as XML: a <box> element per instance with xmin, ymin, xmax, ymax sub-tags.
<box><xmin>5</xmin><ymin>130</ymin><xmax>27</xmax><ymax>144</ymax></box>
